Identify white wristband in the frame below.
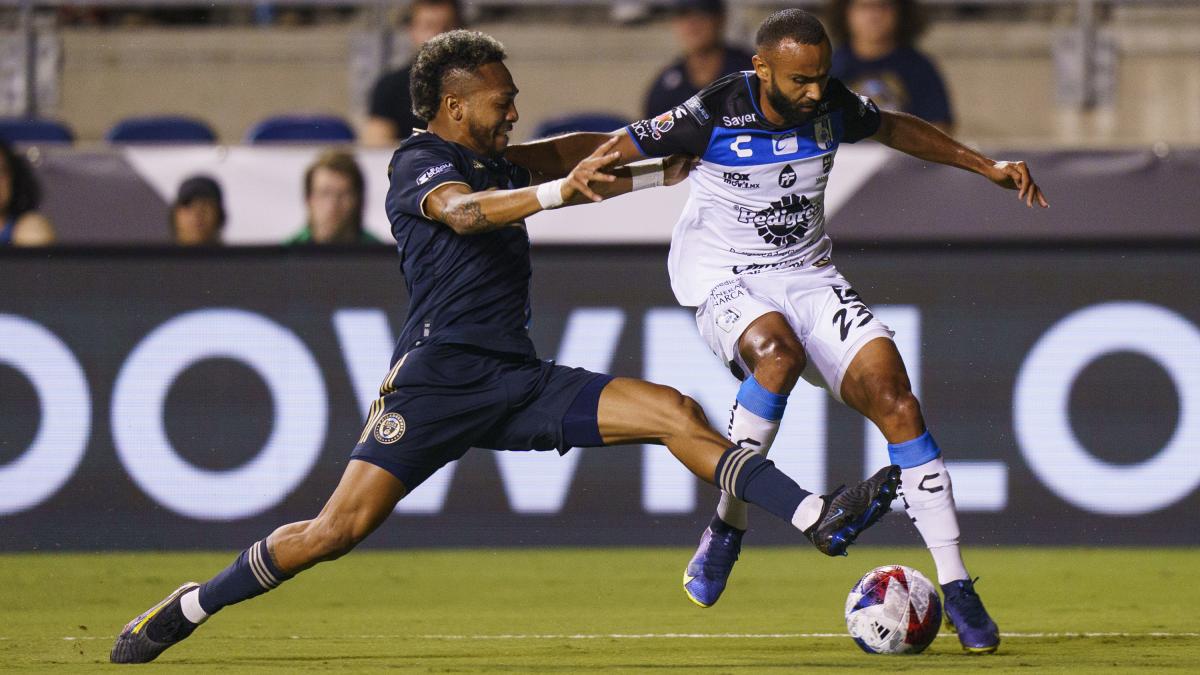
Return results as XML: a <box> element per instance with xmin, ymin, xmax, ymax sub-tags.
<box><xmin>629</xmin><ymin>159</ymin><xmax>666</xmax><ymax>191</ymax></box>
<box><xmin>536</xmin><ymin>178</ymin><xmax>566</xmax><ymax>210</ymax></box>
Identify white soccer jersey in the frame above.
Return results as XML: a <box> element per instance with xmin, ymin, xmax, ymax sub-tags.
<box><xmin>626</xmin><ymin>72</ymin><xmax>882</xmax><ymax>306</ymax></box>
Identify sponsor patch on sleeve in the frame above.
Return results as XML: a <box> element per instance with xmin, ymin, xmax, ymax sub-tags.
<box><xmin>416</xmin><ymin>162</ymin><xmax>454</xmax><ymax>185</ymax></box>
<box><xmin>683</xmin><ymin>95</ymin><xmax>711</xmax><ymax>123</ymax></box>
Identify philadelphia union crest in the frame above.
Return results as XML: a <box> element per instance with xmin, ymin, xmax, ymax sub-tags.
<box><xmin>374</xmin><ymin>413</ymin><xmax>407</xmax><ymax>444</ymax></box>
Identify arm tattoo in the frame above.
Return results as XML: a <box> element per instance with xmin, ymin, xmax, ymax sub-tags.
<box><xmin>444</xmin><ymin>198</ymin><xmax>495</xmax><ymax>234</ymax></box>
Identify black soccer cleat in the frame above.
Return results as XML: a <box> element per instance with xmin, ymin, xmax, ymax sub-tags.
<box><xmin>110</xmin><ymin>582</ymin><xmax>202</xmax><ymax>664</ymax></box>
<box><xmin>805</xmin><ymin>464</ymin><xmax>901</xmax><ymax>556</ymax></box>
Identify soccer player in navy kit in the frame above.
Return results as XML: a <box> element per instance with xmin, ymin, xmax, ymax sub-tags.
<box><xmin>508</xmin><ymin>9</ymin><xmax>1047</xmax><ymax>654</ymax></box>
<box><xmin>111</xmin><ymin>29</ymin><xmax>904</xmax><ymax>664</ymax></box>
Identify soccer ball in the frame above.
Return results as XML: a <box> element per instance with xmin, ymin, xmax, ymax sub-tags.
<box><xmin>844</xmin><ymin>565</ymin><xmax>941</xmax><ymax>654</ymax></box>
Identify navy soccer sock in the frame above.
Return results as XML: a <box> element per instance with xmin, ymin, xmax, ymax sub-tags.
<box><xmin>196</xmin><ymin>539</ymin><xmax>294</xmax><ymax>615</ymax></box>
<box><xmin>714</xmin><ymin>446</ymin><xmax>812</xmax><ymax>524</ymax></box>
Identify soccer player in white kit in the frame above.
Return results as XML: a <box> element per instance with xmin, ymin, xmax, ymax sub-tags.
<box><xmin>506</xmin><ymin>9</ymin><xmax>1046</xmax><ymax>654</ymax></box>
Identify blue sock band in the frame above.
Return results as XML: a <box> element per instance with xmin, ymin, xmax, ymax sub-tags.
<box><xmin>736</xmin><ymin>376</ymin><xmax>788</xmax><ymax>422</ymax></box>
<box><xmin>715</xmin><ymin>446</ymin><xmax>811</xmax><ymax>523</ymax></box>
<box><xmin>887</xmin><ymin>430</ymin><xmax>942</xmax><ymax>469</ymax></box>
<box><xmin>197</xmin><ymin>539</ymin><xmax>293</xmax><ymax>615</ymax></box>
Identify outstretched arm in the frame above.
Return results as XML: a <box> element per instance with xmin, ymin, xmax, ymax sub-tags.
<box><xmin>428</xmin><ymin>138</ymin><xmax>694</xmax><ymax>235</ymax></box>
<box><xmin>872</xmin><ymin>110</ymin><xmax>1048</xmax><ymax>208</ymax></box>
<box><xmin>504</xmin><ymin>131</ymin><xmax>647</xmax><ymax>179</ymax></box>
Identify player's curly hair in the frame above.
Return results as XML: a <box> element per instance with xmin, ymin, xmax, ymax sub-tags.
<box><xmin>826</xmin><ymin>0</ymin><xmax>927</xmax><ymax>48</ymax></box>
<box><xmin>756</xmin><ymin>8</ymin><xmax>828</xmax><ymax>49</ymax></box>
<box><xmin>409</xmin><ymin>29</ymin><xmax>507</xmax><ymax>123</ymax></box>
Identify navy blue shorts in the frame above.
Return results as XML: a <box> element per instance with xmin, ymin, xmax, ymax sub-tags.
<box><xmin>350</xmin><ymin>343</ymin><xmax>612</xmax><ymax>492</ymax></box>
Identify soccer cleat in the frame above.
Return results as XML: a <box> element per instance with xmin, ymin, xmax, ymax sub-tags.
<box><xmin>682</xmin><ymin>515</ymin><xmax>745</xmax><ymax>608</ymax></box>
<box><xmin>110</xmin><ymin>582</ymin><xmax>201</xmax><ymax>664</ymax></box>
<box><xmin>804</xmin><ymin>464</ymin><xmax>901</xmax><ymax>557</ymax></box>
<box><xmin>942</xmin><ymin>577</ymin><xmax>1000</xmax><ymax>654</ymax></box>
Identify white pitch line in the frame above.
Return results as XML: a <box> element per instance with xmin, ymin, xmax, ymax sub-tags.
<box><xmin>50</xmin><ymin>632</ymin><xmax>1200</xmax><ymax>642</ymax></box>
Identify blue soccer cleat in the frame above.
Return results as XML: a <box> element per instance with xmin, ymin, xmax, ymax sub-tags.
<box><xmin>110</xmin><ymin>582</ymin><xmax>201</xmax><ymax>664</ymax></box>
<box><xmin>683</xmin><ymin>515</ymin><xmax>745</xmax><ymax>608</ymax></box>
<box><xmin>805</xmin><ymin>464</ymin><xmax>901</xmax><ymax>557</ymax></box>
<box><xmin>942</xmin><ymin>577</ymin><xmax>1000</xmax><ymax>654</ymax></box>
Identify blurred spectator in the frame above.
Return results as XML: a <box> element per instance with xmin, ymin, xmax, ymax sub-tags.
<box><xmin>828</xmin><ymin>0</ymin><xmax>953</xmax><ymax>132</ymax></box>
<box><xmin>642</xmin><ymin>0</ymin><xmax>754</xmax><ymax>118</ymax></box>
<box><xmin>0</xmin><ymin>141</ymin><xmax>55</xmax><ymax>247</ymax></box>
<box><xmin>170</xmin><ymin>175</ymin><xmax>225</xmax><ymax>246</ymax></box>
<box><xmin>362</xmin><ymin>0</ymin><xmax>464</xmax><ymax>147</ymax></box>
<box><xmin>286</xmin><ymin>150</ymin><xmax>380</xmax><ymax>245</ymax></box>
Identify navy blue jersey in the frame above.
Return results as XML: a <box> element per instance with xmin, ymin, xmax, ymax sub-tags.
<box><xmin>831</xmin><ymin>46</ymin><xmax>952</xmax><ymax>126</ymax></box>
<box><xmin>386</xmin><ymin>132</ymin><xmax>535</xmax><ymax>357</ymax></box>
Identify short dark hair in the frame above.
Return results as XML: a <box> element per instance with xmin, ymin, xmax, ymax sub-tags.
<box><xmin>0</xmin><ymin>140</ymin><xmax>41</xmax><ymax>219</ymax></box>
<box><xmin>304</xmin><ymin>149</ymin><xmax>365</xmax><ymax>234</ymax></box>
<box><xmin>409</xmin><ymin>29</ymin><xmax>507</xmax><ymax>122</ymax></box>
<box><xmin>755</xmin><ymin>9</ymin><xmax>829</xmax><ymax>50</ymax></box>
<box><xmin>826</xmin><ymin>0</ymin><xmax>927</xmax><ymax>48</ymax></box>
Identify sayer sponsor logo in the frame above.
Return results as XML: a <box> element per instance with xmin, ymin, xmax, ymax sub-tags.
<box><xmin>772</xmin><ymin>131</ymin><xmax>798</xmax><ymax>155</ymax></box>
<box><xmin>735</xmin><ymin>193</ymin><xmax>824</xmax><ymax>247</ymax></box>
<box><xmin>722</xmin><ymin>171</ymin><xmax>759</xmax><ymax>189</ymax></box>
<box><xmin>416</xmin><ymin>162</ymin><xmax>454</xmax><ymax>185</ymax></box>
<box><xmin>722</xmin><ymin>113</ymin><xmax>758</xmax><ymax>127</ymax></box>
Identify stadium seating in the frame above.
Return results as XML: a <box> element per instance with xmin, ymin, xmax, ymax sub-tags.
<box><xmin>0</xmin><ymin>118</ymin><xmax>75</xmax><ymax>144</ymax></box>
<box><xmin>532</xmin><ymin>113</ymin><xmax>630</xmax><ymax>139</ymax></box>
<box><xmin>245</xmin><ymin>115</ymin><xmax>356</xmax><ymax>144</ymax></box>
<box><xmin>106</xmin><ymin>115</ymin><xmax>217</xmax><ymax>144</ymax></box>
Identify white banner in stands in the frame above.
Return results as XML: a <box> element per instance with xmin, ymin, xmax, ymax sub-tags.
<box><xmin>122</xmin><ymin>144</ymin><xmax>891</xmax><ymax>245</ymax></box>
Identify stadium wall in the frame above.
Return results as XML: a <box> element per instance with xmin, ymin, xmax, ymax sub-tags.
<box><xmin>1</xmin><ymin>245</ymin><xmax>1197</xmax><ymax>550</ymax></box>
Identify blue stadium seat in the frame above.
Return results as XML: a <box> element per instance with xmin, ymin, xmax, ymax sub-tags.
<box><xmin>0</xmin><ymin>118</ymin><xmax>75</xmax><ymax>144</ymax></box>
<box><xmin>106</xmin><ymin>115</ymin><xmax>216</xmax><ymax>144</ymax></box>
<box><xmin>245</xmin><ymin>115</ymin><xmax>356</xmax><ymax>144</ymax></box>
<box><xmin>532</xmin><ymin>113</ymin><xmax>630</xmax><ymax>139</ymax></box>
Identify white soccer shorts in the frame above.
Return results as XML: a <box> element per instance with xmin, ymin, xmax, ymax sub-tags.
<box><xmin>694</xmin><ymin>269</ymin><xmax>894</xmax><ymax>402</ymax></box>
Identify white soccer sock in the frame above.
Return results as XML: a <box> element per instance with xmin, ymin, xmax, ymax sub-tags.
<box><xmin>716</xmin><ymin>401</ymin><xmax>781</xmax><ymax>530</ymax></box>
<box><xmin>899</xmin><ymin>456</ymin><xmax>970</xmax><ymax>585</ymax></box>
<box><xmin>180</xmin><ymin>588</ymin><xmax>210</xmax><ymax>625</ymax></box>
<box><xmin>790</xmin><ymin>494</ymin><xmax>825</xmax><ymax>532</ymax></box>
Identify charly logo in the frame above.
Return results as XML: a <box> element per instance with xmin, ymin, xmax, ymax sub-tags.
<box><xmin>778</xmin><ymin>164</ymin><xmax>797</xmax><ymax>188</ymax></box>
<box><xmin>374</xmin><ymin>412</ymin><xmax>407</xmax><ymax>444</ymax></box>
<box><xmin>735</xmin><ymin>194</ymin><xmax>823</xmax><ymax>247</ymax></box>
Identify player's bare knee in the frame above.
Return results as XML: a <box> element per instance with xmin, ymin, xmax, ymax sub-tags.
<box><xmin>875</xmin><ymin>387</ymin><xmax>922</xmax><ymax>428</ymax></box>
<box><xmin>748</xmin><ymin>335</ymin><xmax>805</xmax><ymax>381</ymax></box>
<box><xmin>662</xmin><ymin>390</ymin><xmax>710</xmax><ymax>438</ymax></box>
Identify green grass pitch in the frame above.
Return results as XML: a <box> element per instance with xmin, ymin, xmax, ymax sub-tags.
<box><xmin>4</xmin><ymin>547</ymin><xmax>1198</xmax><ymax>672</ymax></box>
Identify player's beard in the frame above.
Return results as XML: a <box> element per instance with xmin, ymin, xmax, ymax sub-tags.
<box><xmin>765</xmin><ymin>78</ymin><xmax>816</xmax><ymax>128</ymax></box>
<box><xmin>468</xmin><ymin>117</ymin><xmax>510</xmax><ymax>158</ymax></box>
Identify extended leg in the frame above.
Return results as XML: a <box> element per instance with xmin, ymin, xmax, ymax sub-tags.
<box><xmin>598</xmin><ymin>376</ymin><xmax>900</xmax><ymax>554</ymax></box>
<box><xmin>111</xmin><ymin>460</ymin><xmax>406</xmax><ymax>664</ymax></box>
<box><xmin>840</xmin><ymin>337</ymin><xmax>999</xmax><ymax>653</ymax></box>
